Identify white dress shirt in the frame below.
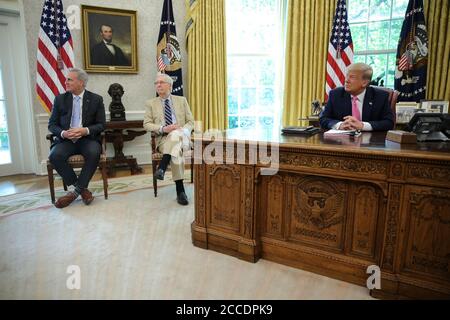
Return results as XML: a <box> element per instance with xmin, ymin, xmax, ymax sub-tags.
<box><xmin>61</xmin><ymin>90</ymin><xmax>90</xmax><ymax>138</ymax></box>
<box><xmin>104</xmin><ymin>40</ymin><xmax>116</xmax><ymax>55</ymax></box>
<box><xmin>160</xmin><ymin>95</ymin><xmax>177</xmax><ymax>125</ymax></box>
<box><xmin>333</xmin><ymin>89</ymin><xmax>373</xmax><ymax>131</ymax></box>
<box><xmin>159</xmin><ymin>95</ymin><xmax>191</xmax><ymax>138</ymax></box>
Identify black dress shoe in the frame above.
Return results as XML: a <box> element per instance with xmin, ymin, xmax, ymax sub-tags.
<box><xmin>177</xmin><ymin>192</ymin><xmax>189</xmax><ymax>205</ymax></box>
<box><xmin>155</xmin><ymin>168</ymin><xmax>165</xmax><ymax>180</ymax></box>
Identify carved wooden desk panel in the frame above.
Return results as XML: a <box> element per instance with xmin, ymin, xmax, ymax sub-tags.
<box><xmin>192</xmin><ymin>129</ymin><xmax>450</xmax><ymax>299</ymax></box>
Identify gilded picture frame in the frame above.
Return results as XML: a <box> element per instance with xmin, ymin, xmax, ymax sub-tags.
<box><xmin>81</xmin><ymin>5</ymin><xmax>138</xmax><ymax>73</ymax></box>
<box><xmin>395</xmin><ymin>102</ymin><xmax>422</xmax><ymax>124</ymax></box>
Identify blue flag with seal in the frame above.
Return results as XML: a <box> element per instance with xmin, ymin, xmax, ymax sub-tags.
<box><xmin>157</xmin><ymin>0</ymin><xmax>183</xmax><ymax>96</ymax></box>
<box><xmin>394</xmin><ymin>0</ymin><xmax>428</xmax><ymax>102</ymax></box>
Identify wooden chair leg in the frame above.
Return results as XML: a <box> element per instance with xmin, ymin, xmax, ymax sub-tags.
<box><xmin>47</xmin><ymin>163</ymin><xmax>55</xmax><ymax>204</ymax></box>
<box><xmin>101</xmin><ymin>163</ymin><xmax>108</xmax><ymax>199</ymax></box>
<box><xmin>190</xmin><ymin>159</ymin><xmax>194</xmax><ymax>183</ymax></box>
<box><xmin>152</xmin><ymin>160</ymin><xmax>158</xmax><ymax>197</ymax></box>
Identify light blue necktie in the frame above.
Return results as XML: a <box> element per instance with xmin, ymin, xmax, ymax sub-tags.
<box><xmin>70</xmin><ymin>95</ymin><xmax>82</xmax><ymax>128</ymax></box>
<box><xmin>164</xmin><ymin>99</ymin><xmax>173</xmax><ymax>126</ymax></box>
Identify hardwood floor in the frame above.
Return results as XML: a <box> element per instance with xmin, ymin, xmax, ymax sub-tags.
<box><xmin>0</xmin><ymin>165</ymin><xmax>154</xmax><ymax>197</ymax></box>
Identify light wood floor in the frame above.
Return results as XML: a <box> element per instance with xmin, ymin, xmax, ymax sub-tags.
<box><xmin>0</xmin><ymin>165</ymin><xmax>154</xmax><ymax>197</ymax></box>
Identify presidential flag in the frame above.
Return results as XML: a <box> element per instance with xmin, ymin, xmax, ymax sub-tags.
<box><xmin>36</xmin><ymin>0</ymin><xmax>74</xmax><ymax>113</ymax></box>
<box><xmin>157</xmin><ymin>0</ymin><xmax>183</xmax><ymax>96</ymax></box>
<box><xmin>325</xmin><ymin>0</ymin><xmax>353</xmax><ymax>101</ymax></box>
<box><xmin>394</xmin><ymin>0</ymin><xmax>428</xmax><ymax>102</ymax></box>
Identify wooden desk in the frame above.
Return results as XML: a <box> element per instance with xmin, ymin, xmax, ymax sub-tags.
<box><xmin>192</xmin><ymin>128</ymin><xmax>450</xmax><ymax>299</ymax></box>
<box><xmin>105</xmin><ymin>120</ymin><xmax>146</xmax><ymax>177</ymax></box>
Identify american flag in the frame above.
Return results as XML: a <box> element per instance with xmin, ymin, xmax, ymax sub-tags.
<box><xmin>325</xmin><ymin>0</ymin><xmax>353</xmax><ymax>101</ymax></box>
<box><xmin>157</xmin><ymin>33</ymin><xmax>170</xmax><ymax>72</ymax></box>
<box><xmin>157</xmin><ymin>33</ymin><xmax>176</xmax><ymax>72</ymax></box>
<box><xmin>398</xmin><ymin>50</ymin><xmax>413</xmax><ymax>71</ymax></box>
<box><xmin>36</xmin><ymin>0</ymin><xmax>74</xmax><ymax>113</ymax></box>
<box><xmin>157</xmin><ymin>55</ymin><xmax>166</xmax><ymax>72</ymax></box>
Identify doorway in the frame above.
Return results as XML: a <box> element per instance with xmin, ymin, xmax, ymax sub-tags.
<box><xmin>0</xmin><ymin>11</ymin><xmax>37</xmax><ymax>176</ymax></box>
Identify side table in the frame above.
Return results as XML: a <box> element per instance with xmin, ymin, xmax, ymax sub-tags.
<box><xmin>105</xmin><ymin>120</ymin><xmax>146</xmax><ymax>177</ymax></box>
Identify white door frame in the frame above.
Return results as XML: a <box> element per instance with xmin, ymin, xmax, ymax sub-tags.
<box><xmin>0</xmin><ymin>7</ymin><xmax>39</xmax><ymax>176</ymax></box>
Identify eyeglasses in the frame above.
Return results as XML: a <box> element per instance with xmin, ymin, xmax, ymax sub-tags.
<box><xmin>154</xmin><ymin>81</ymin><xmax>168</xmax><ymax>85</ymax></box>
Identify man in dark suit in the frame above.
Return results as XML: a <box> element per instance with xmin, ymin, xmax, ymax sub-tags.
<box><xmin>90</xmin><ymin>24</ymin><xmax>130</xmax><ymax>66</ymax></box>
<box><xmin>48</xmin><ymin>68</ymin><xmax>106</xmax><ymax>208</ymax></box>
<box><xmin>320</xmin><ymin>63</ymin><xmax>395</xmax><ymax>131</ymax></box>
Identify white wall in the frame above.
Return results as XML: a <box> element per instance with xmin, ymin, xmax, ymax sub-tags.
<box><xmin>0</xmin><ymin>0</ymin><xmax>18</xmax><ymax>11</ymax></box>
<box><xmin>18</xmin><ymin>0</ymin><xmax>188</xmax><ymax>174</ymax></box>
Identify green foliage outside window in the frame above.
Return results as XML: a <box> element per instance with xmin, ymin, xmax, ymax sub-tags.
<box><xmin>348</xmin><ymin>0</ymin><xmax>409</xmax><ymax>88</ymax></box>
<box><xmin>226</xmin><ymin>0</ymin><xmax>410</xmax><ymax>130</ymax></box>
<box><xmin>226</xmin><ymin>0</ymin><xmax>281</xmax><ymax>130</ymax></box>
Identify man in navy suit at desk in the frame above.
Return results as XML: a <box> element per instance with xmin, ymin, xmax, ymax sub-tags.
<box><xmin>320</xmin><ymin>63</ymin><xmax>395</xmax><ymax>131</ymax></box>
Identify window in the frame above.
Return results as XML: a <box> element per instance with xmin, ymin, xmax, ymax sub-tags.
<box><xmin>348</xmin><ymin>0</ymin><xmax>409</xmax><ymax>88</ymax></box>
<box><xmin>226</xmin><ymin>0</ymin><xmax>285</xmax><ymax>130</ymax></box>
<box><xmin>0</xmin><ymin>62</ymin><xmax>11</xmax><ymax>165</ymax></box>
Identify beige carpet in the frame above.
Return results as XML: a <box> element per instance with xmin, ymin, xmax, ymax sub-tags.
<box><xmin>0</xmin><ymin>171</ymin><xmax>190</xmax><ymax>217</ymax></box>
<box><xmin>0</xmin><ymin>183</ymin><xmax>373</xmax><ymax>300</ymax></box>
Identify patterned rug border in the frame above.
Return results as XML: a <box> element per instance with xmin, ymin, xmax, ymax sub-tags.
<box><xmin>0</xmin><ymin>171</ymin><xmax>190</xmax><ymax>217</ymax></box>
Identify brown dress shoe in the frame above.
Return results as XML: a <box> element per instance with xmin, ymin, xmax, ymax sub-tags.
<box><xmin>54</xmin><ymin>191</ymin><xmax>78</xmax><ymax>209</ymax></box>
<box><xmin>80</xmin><ymin>189</ymin><xmax>94</xmax><ymax>205</ymax></box>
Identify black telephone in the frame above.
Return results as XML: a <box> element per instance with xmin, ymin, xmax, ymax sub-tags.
<box><xmin>442</xmin><ymin>114</ymin><xmax>450</xmax><ymax>138</ymax></box>
<box><xmin>407</xmin><ymin>113</ymin><xmax>450</xmax><ymax>142</ymax></box>
<box><xmin>281</xmin><ymin>126</ymin><xmax>320</xmax><ymax>135</ymax></box>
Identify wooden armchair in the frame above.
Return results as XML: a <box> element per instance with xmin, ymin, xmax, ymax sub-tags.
<box><xmin>46</xmin><ymin>134</ymin><xmax>108</xmax><ymax>203</ymax></box>
<box><xmin>371</xmin><ymin>85</ymin><xmax>399</xmax><ymax>125</ymax></box>
<box><xmin>150</xmin><ymin>132</ymin><xmax>193</xmax><ymax>197</ymax></box>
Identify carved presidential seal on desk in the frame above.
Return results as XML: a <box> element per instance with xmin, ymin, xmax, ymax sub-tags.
<box><xmin>293</xmin><ymin>179</ymin><xmax>345</xmax><ymax>230</ymax></box>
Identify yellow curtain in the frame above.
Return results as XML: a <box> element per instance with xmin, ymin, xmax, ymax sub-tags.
<box><xmin>424</xmin><ymin>0</ymin><xmax>450</xmax><ymax>100</ymax></box>
<box><xmin>282</xmin><ymin>0</ymin><xmax>336</xmax><ymax>126</ymax></box>
<box><xmin>185</xmin><ymin>0</ymin><xmax>228</xmax><ymax>131</ymax></box>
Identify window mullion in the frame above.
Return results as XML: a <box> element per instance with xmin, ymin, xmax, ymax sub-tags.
<box><xmin>226</xmin><ymin>0</ymin><xmax>282</xmax><ymax>130</ymax></box>
<box><xmin>365</xmin><ymin>0</ymin><xmax>371</xmax><ymax>59</ymax></box>
<box><xmin>384</xmin><ymin>0</ymin><xmax>393</xmax><ymax>85</ymax></box>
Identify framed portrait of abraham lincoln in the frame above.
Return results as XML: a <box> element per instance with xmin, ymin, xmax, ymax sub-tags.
<box><xmin>81</xmin><ymin>5</ymin><xmax>138</xmax><ymax>73</ymax></box>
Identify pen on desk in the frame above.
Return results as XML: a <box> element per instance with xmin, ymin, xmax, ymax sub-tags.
<box><xmin>349</xmin><ymin>130</ymin><xmax>361</xmax><ymax>136</ymax></box>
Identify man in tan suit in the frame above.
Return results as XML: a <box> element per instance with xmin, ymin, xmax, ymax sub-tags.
<box><xmin>144</xmin><ymin>73</ymin><xmax>194</xmax><ymax>205</ymax></box>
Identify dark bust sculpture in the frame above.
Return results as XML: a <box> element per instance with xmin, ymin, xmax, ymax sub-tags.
<box><xmin>108</xmin><ymin>83</ymin><xmax>126</xmax><ymax>121</ymax></box>
<box><xmin>311</xmin><ymin>100</ymin><xmax>323</xmax><ymax>116</ymax></box>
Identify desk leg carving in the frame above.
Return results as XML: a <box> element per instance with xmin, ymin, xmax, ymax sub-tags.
<box><xmin>192</xmin><ymin>163</ymin><xmax>208</xmax><ymax>249</ymax></box>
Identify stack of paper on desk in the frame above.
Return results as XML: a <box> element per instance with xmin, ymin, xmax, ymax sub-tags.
<box><xmin>324</xmin><ymin>129</ymin><xmax>362</xmax><ymax>136</ymax></box>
